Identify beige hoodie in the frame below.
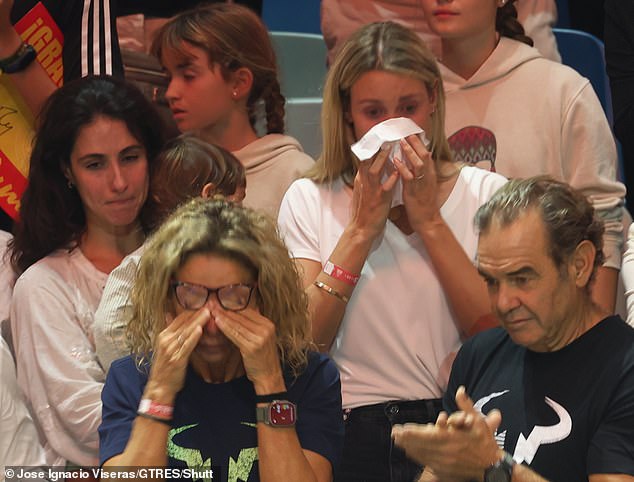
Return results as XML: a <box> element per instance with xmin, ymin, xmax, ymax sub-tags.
<box><xmin>234</xmin><ymin>134</ymin><xmax>315</xmax><ymax>219</ymax></box>
<box><xmin>441</xmin><ymin>37</ymin><xmax>625</xmax><ymax>268</ymax></box>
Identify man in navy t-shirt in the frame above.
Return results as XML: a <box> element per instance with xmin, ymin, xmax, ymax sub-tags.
<box><xmin>393</xmin><ymin>177</ymin><xmax>634</xmax><ymax>482</ymax></box>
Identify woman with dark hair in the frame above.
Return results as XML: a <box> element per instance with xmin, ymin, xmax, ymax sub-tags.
<box><xmin>99</xmin><ymin>198</ymin><xmax>343</xmax><ymax>481</ymax></box>
<box><xmin>420</xmin><ymin>0</ymin><xmax>625</xmax><ymax>313</ymax></box>
<box><xmin>9</xmin><ymin>75</ymin><xmax>165</xmax><ymax>467</ymax></box>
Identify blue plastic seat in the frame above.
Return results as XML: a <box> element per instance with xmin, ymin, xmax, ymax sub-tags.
<box><xmin>262</xmin><ymin>0</ymin><xmax>321</xmax><ymax>34</ymax></box>
<box><xmin>553</xmin><ymin>28</ymin><xmax>623</xmax><ymax>180</ymax></box>
<box><xmin>269</xmin><ymin>31</ymin><xmax>327</xmax><ymax>158</ymax></box>
<box><xmin>270</xmin><ymin>32</ymin><xmax>327</xmax><ymax>99</ymax></box>
<box><xmin>553</xmin><ymin>27</ymin><xmax>613</xmax><ymax>123</ymax></box>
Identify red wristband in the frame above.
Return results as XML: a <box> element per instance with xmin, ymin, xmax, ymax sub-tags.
<box><xmin>323</xmin><ymin>260</ymin><xmax>360</xmax><ymax>286</ymax></box>
<box><xmin>138</xmin><ymin>398</ymin><xmax>174</xmax><ymax>420</ymax></box>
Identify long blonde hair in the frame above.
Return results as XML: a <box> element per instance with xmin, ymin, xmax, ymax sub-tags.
<box><xmin>127</xmin><ymin>198</ymin><xmax>314</xmax><ymax>375</ymax></box>
<box><xmin>308</xmin><ymin>21</ymin><xmax>453</xmax><ymax>185</ymax></box>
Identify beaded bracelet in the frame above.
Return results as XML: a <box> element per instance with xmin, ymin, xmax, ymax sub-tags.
<box><xmin>313</xmin><ymin>280</ymin><xmax>349</xmax><ymax>303</ymax></box>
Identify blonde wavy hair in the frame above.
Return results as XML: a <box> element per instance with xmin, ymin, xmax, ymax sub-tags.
<box><xmin>127</xmin><ymin>198</ymin><xmax>314</xmax><ymax>375</ymax></box>
<box><xmin>308</xmin><ymin>21</ymin><xmax>453</xmax><ymax>185</ymax></box>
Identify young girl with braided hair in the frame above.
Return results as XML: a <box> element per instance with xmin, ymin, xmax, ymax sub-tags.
<box><xmin>421</xmin><ymin>0</ymin><xmax>625</xmax><ymax>313</ymax></box>
<box><xmin>152</xmin><ymin>3</ymin><xmax>313</xmax><ymax>218</ymax></box>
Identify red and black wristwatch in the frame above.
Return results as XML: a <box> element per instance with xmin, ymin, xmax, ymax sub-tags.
<box><xmin>255</xmin><ymin>391</ymin><xmax>297</xmax><ymax>427</ymax></box>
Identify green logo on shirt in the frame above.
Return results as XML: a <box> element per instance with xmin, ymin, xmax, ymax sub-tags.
<box><xmin>168</xmin><ymin>423</ymin><xmax>259</xmax><ymax>482</ymax></box>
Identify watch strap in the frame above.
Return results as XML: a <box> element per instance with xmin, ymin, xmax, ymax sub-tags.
<box><xmin>256</xmin><ymin>405</ymin><xmax>269</xmax><ymax>423</ymax></box>
<box><xmin>255</xmin><ymin>391</ymin><xmax>288</xmax><ymax>404</ymax></box>
<box><xmin>484</xmin><ymin>451</ymin><xmax>515</xmax><ymax>482</ymax></box>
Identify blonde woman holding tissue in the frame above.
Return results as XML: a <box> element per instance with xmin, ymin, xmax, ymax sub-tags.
<box><xmin>277</xmin><ymin>21</ymin><xmax>507</xmax><ymax>482</ymax></box>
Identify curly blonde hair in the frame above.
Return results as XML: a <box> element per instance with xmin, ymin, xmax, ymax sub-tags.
<box><xmin>127</xmin><ymin>198</ymin><xmax>314</xmax><ymax>375</ymax></box>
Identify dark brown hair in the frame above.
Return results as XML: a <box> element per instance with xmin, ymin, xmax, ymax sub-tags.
<box><xmin>145</xmin><ymin>134</ymin><xmax>245</xmax><ymax>229</ymax></box>
<box><xmin>496</xmin><ymin>0</ymin><xmax>534</xmax><ymax>47</ymax></box>
<box><xmin>10</xmin><ymin>75</ymin><xmax>165</xmax><ymax>274</ymax></box>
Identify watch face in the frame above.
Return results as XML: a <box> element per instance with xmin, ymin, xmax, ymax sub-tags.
<box><xmin>268</xmin><ymin>401</ymin><xmax>296</xmax><ymax>426</ymax></box>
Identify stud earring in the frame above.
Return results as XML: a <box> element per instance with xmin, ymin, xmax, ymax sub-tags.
<box><xmin>232</xmin><ymin>91</ymin><xmax>238</xmax><ymax>98</ymax></box>
<box><xmin>67</xmin><ymin>179</ymin><xmax>74</xmax><ymax>189</ymax></box>
<box><xmin>499</xmin><ymin>0</ymin><xmax>507</xmax><ymax>6</ymax></box>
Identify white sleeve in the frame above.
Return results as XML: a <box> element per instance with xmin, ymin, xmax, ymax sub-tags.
<box><xmin>561</xmin><ymin>80</ymin><xmax>626</xmax><ymax>270</ymax></box>
<box><xmin>277</xmin><ymin>179</ymin><xmax>323</xmax><ymax>262</ymax></box>
<box><xmin>623</xmin><ymin>223</ymin><xmax>634</xmax><ymax>327</ymax></box>
<box><xmin>94</xmin><ymin>256</ymin><xmax>139</xmax><ymax>373</ymax></box>
<box><xmin>0</xmin><ymin>231</ymin><xmax>15</xmax><ymax>324</ymax></box>
<box><xmin>0</xmin><ymin>338</ymin><xmax>45</xmax><ymax>471</ymax></box>
<box><xmin>10</xmin><ymin>269</ymin><xmax>104</xmax><ymax>466</ymax></box>
<box><xmin>516</xmin><ymin>0</ymin><xmax>561</xmax><ymax>62</ymax></box>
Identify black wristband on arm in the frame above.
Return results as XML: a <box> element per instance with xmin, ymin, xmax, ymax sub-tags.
<box><xmin>0</xmin><ymin>43</ymin><xmax>37</xmax><ymax>74</ymax></box>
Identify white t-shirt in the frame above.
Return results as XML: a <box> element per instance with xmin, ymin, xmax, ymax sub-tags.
<box><xmin>0</xmin><ymin>338</ymin><xmax>44</xmax><ymax>476</ymax></box>
<box><xmin>10</xmin><ymin>248</ymin><xmax>108</xmax><ymax>466</ymax></box>
<box><xmin>0</xmin><ymin>231</ymin><xmax>15</xmax><ymax>323</ymax></box>
<box><xmin>94</xmin><ymin>246</ymin><xmax>144</xmax><ymax>372</ymax></box>
<box><xmin>278</xmin><ymin>166</ymin><xmax>507</xmax><ymax>408</ymax></box>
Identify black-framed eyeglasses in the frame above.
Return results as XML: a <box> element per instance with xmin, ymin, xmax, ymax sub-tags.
<box><xmin>170</xmin><ymin>281</ymin><xmax>256</xmax><ymax>312</ymax></box>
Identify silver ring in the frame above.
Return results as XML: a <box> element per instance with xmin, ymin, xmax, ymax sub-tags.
<box><xmin>177</xmin><ymin>334</ymin><xmax>184</xmax><ymax>345</ymax></box>
<box><xmin>414</xmin><ymin>174</ymin><xmax>425</xmax><ymax>180</ymax></box>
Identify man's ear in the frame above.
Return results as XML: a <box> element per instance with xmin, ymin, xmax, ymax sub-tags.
<box><xmin>571</xmin><ymin>239</ymin><xmax>596</xmax><ymax>287</ymax></box>
<box><xmin>231</xmin><ymin>67</ymin><xmax>254</xmax><ymax>100</ymax></box>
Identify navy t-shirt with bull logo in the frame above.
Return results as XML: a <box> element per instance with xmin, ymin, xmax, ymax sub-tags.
<box><xmin>445</xmin><ymin>315</ymin><xmax>634</xmax><ymax>481</ymax></box>
<box><xmin>99</xmin><ymin>351</ymin><xmax>343</xmax><ymax>481</ymax></box>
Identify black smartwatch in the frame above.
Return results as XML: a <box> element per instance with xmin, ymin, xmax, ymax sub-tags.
<box><xmin>484</xmin><ymin>452</ymin><xmax>515</xmax><ymax>482</ymax></box>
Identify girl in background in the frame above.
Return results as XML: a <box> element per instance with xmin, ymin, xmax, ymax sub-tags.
<box><xmin>420</xmin><ymin>0</ymin><xmax>625</xmax><ymax>313</ymax></box>
<box><xmin>152</xmin><ymin>3</ymin><xmax>313</xmax><ymax>218</ymax></box>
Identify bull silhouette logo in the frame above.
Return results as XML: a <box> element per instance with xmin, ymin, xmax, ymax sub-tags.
<box><xmin>475</xmin><ymin>391</ymin><xmax>572</xmax><ymax>464</ymax></box>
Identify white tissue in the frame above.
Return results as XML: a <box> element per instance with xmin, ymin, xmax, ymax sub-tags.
<box><xmin>350</xmin><ymin>117</ymin><xmax>430</xmax><ymax>207</ymax></box>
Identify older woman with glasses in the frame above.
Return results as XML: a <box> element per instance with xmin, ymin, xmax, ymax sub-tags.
<box><xmin>98</xmin><ymin>198</ymin><xmax>344</xmax><ymax>482</ymax></box>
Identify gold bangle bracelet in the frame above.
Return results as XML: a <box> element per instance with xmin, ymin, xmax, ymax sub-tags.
<box><xmin>313</xmin><ymin>280</ymin><xmax>349</xmax><ymax>303</ymax></box>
